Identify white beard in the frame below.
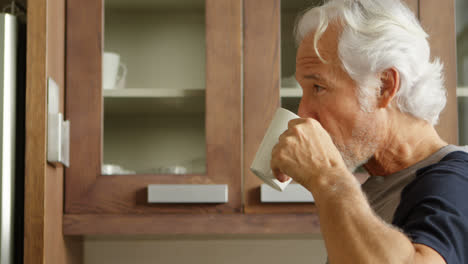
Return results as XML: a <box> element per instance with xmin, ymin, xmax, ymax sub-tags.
<box><xmin>333</xmin><ymin>118</ymin><xmax>379</xmax><ymax>173</ymax></box>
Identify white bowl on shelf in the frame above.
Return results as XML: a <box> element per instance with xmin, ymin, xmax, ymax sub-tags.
<box><xmin>102</xmin><ymin>164</ymin><xmax>135</xmax><ymax>175</ymax></box>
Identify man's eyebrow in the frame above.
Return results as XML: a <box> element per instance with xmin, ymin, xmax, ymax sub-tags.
<box><xmin>301</xmin><ymin>74</ymin><xmax>324</xmax><ymax>81</ymax></box>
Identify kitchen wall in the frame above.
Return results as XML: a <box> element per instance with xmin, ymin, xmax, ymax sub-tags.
<box><xmin>85</xmin><ymin>235</ymin><xmax>327</xmax><ymax>264</ymax></box>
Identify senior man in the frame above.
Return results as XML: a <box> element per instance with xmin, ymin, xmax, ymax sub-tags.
<box><xmin>271</xmin><ymin>0</ymin><xmax>468</xmax><ymax>263</ymax></box>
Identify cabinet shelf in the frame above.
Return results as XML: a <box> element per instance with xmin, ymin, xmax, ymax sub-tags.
<box><xmin>103</xmin><ymin>88</ymin><xmax>302</xmax><ymax>116</ymax></box>
<box><xmin>281</xmin><ymin>88</ymin><xmax>302</xmax><ymax>113</ymax></box>
<box><xmin>280</xmin><ymin>88</ymin><xmax>302</xmax><ymax>97</ymax></box>
<box><xmin>103</xmin><ymin>88</ymin><xmax>204</xmax><ymax>98</ymax></box>
<box><xmin>103</xmin><ymin>88</ymin><xmax>205</xmax><ymax>116</ymax></box>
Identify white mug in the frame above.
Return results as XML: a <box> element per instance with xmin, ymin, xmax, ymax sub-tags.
<box><xmin>103</xmin><ymin>51</ymin><xmax>127</xmax><ymax>89</ymax></box>
<box><xmin>250</xmin><ymin>108</ymin><xmax>299</xmax><ymax>191</ymax></box>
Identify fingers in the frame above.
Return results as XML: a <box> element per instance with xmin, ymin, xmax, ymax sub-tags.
<box><xmin>273</xmin><ymin>118</ymin><xmax>321</xmax><ymax>184</ymax></box>
<box><xmin>272</xmin><ymin>168</ymin><xmax>290</xmax><ymax>183</ymax></box>
<box><xmin>287</xmin><ymin>117</ymin><xmax>318</xmax><ymax>129</ymax></box>
<box><xmin>271</xmin><ymin>144</ymin><xmax>282</xmax><ymax>176</ymax></box>
<box><xmin>287</xmin><ymin>118</ymin><xmax>303</xmax><ymax>129</ymax></box>
<box><xmin>278</xmin><ymin>171</ymin><xmax>291</xmax><ymax>182</ymax></box>
<box><xmin>278</xmin><ymin>130</ymin><xmax>288</xmax><ymax>142</ymax></box>
<box><xmin>280</xmin><ymin>118</ymin><xmax>304</xmax><ymax>141</ymax></box>
<box><xmin>271</xmin><ymin>144</ymin><xmax>291</xmax><ymax>183</ymax></box>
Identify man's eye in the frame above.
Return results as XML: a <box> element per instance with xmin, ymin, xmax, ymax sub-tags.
<box><xmin>314</xmin><ymin>84</ymin><xmax>325</xmax><ymax>93</ymax></box>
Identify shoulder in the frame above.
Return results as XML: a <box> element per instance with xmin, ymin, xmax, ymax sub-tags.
<box><xmin>392</xmin><ymin>151</ymin><xmax>468</xmax><ymax>264</ymax></box>
<box><xmin>419</xmin><ymin>151</ymin><xmax>468</xmax><ymax>177</ymax></box>
<box><xmin>394</xmin><ymin>151</ymin><xmax>468</xmax><ymax>219</ymax></box>
<box><xmin>401</xmin><ymin>151</ymin><xmax>468</xmax><ymax>204</ymax></box>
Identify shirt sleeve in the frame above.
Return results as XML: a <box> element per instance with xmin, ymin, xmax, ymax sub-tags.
<box><xmin>393</xmin><ymin>156</ymin><xmax>468</xmax><ymax>264</ymax></box>
<box><xmin>398</xmin><ymin>196</ymin><xmax>467</xmax><ymax>264</ymax></box>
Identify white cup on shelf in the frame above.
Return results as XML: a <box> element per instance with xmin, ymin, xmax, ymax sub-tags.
<box><xmin>103</xmin><ymin>51</ymin><xmax>127</xmax><ymax>89</ymax></box>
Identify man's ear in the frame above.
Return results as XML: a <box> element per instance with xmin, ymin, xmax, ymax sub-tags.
<box><xmin>378</xmin><ymin>67</ymin><xmax>400</xmax><ymax>108</ymax></box>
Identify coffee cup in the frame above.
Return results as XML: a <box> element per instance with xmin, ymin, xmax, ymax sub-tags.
<box><xmin>103</xmin><ymin>51</ymin><xmax>127</xmax><ymax>89</ymax></box>
<box><xmin>250</xmin><ymin>108</ymin><xmax>299</xmax><ymax>191</ymax></box>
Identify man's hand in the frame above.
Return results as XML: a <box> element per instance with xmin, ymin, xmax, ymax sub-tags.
<box><xmin>270</xmin><ymin>117</ymin><xmax>348</xmax><ymax>191</ymax></box>
<box><xmin>270</xmin><ymin>118</ymin><xmax>447</xmax><ymax>264</ymax></box>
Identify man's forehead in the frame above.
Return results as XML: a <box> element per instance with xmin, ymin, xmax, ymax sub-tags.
<box><xmin>296</xmin><ymin>55</ymin><xmax>323</xmax><ymax>65</ymax></box>
<box><xmin>296</xmin><ymin>23</ymin><xmax>341</xmax><ymax>62</ymax></box>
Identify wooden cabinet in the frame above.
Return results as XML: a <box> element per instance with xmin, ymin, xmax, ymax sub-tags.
<box><xmin>63</xmin><ymin>0</ymin><xmax>457</xmax><ymax>234</ymax></box>
<box><xmin>65</xmin><ymin>0</ymin><xmax>242</xmax><ymax>215</ymax></box>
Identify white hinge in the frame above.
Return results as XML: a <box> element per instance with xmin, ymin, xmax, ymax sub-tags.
<box><xmin>47</xmin><ymin>77</ymin><xmax>70</xmax><ymax>167</ymax></box>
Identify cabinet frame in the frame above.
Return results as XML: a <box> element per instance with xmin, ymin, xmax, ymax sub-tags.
<box><xmin>65</xmin><ymin>0</ymin><xmax>242</xmax><ymax>214</ymax></box>
<box><xmin>63</xmin><ymin>0</ymin><xmax>457</xmax><ymax>234</ymax></box>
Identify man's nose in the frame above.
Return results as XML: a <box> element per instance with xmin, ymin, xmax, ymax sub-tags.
<box><xmin>297</xmin><ymin>96</ymin><xmax>307</xmax><ymax>118</ymax></box>
<box><xmin>297</xmin><ymin>100</ymin><xmax>306</xmax><ymax>117</ymax></box>
<box><xmin>297</xmin><ymin>97</ymin><xmax>315</xmax><ymax>119</ymax></box>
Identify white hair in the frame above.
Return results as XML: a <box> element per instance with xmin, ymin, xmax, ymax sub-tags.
<box><xmin>295</xmin><ymin>0</ymin><xmax>446</xmax><ymax>125</ymax></box>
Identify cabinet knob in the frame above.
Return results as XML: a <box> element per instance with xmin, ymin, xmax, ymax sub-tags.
<box><xmin>147</xmin><ymin>184</ymin><xmax>228</xmax><ymax>203</ymax></box>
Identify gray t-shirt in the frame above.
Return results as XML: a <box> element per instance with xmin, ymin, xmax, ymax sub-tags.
<box><xmin>325</xmin><ymin>145</ymin><xmax>468</xmax><ymax>264</ymax></box>
<box><xmin>362</xmin><ymin>144</ymin><xmax>468</xmax><ymax>223</ymax></box>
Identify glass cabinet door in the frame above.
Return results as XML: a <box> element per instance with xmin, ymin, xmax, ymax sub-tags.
<box><xmin>244</xmin><ymin>0</ymin><xmax>321</xmax><ymax>214</ymax></box>
<box><xmin>279</xmin><ymin>1</ymin><xmax>306</xmax><ymax>114</ymax></box>
<box><xmin>65</xmin><ymin>0</ymin><xmax>241</xmax><ymax>214</ymax></box>
<box><xmin>102</xmin><ymin>0</ymin><xmax>207</xmax><ymax>175</ymax></box>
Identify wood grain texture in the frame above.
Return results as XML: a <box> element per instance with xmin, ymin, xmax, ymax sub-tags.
<box><xmin>63</xmin><ymin>214</ymin><xmax>320</xmax><ymax>235</ymax></box>
<box><xmin>24</xmin><ymin>0</ymin><xmax>47</xmax><ymax>262</ymax></box>
<box><xmin>243</xmin><ymin>0</ymin><xmax>316</xmax><ymax>214</ymax></box>
<box><xmin>420</xmin><ymin>0</ymin><xmax>458</xmax><ymax>144</ymax></box>
<box><xmin>66</xmin><ymin>174</ymin><xmax>235</xmax><ymax>213</ymax></box>
<box><xmin>45</xmin><ymin>166</ymin><xmax>83</xmax><ymax>264</ymax></box>
<box><xmin>204</xmin><ymin>0</ymin><xmax>242</xmax><ymax>212</ymax></box>
<box><xmin>65</xmin><ymin>0</ymin><xmax>242</xmax><ymax>215</ymax></box>
<box><xmin>48</xmin><ymin>2</ymin><xmax>86</xmax><ymax>259</ymax></box>
<box><xmin>25</xmin><ymin>0</ymin><xmax>83</xmax><ymax>263</ymax></box>
<box><xmin>44</xmin><ymin>0</ymin><xmax>83</xmax><ymax>261</ymax></box>
<box><xmin>65</xmin><ymin>0</ymin><xmax>103</xmax><ymax>210</ymax></box>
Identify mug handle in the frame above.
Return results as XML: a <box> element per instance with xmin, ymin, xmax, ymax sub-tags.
<box><xmin>115</xmin><ymin>62</ymin><xmax>127</xmax><ymax>89</ymax></box>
